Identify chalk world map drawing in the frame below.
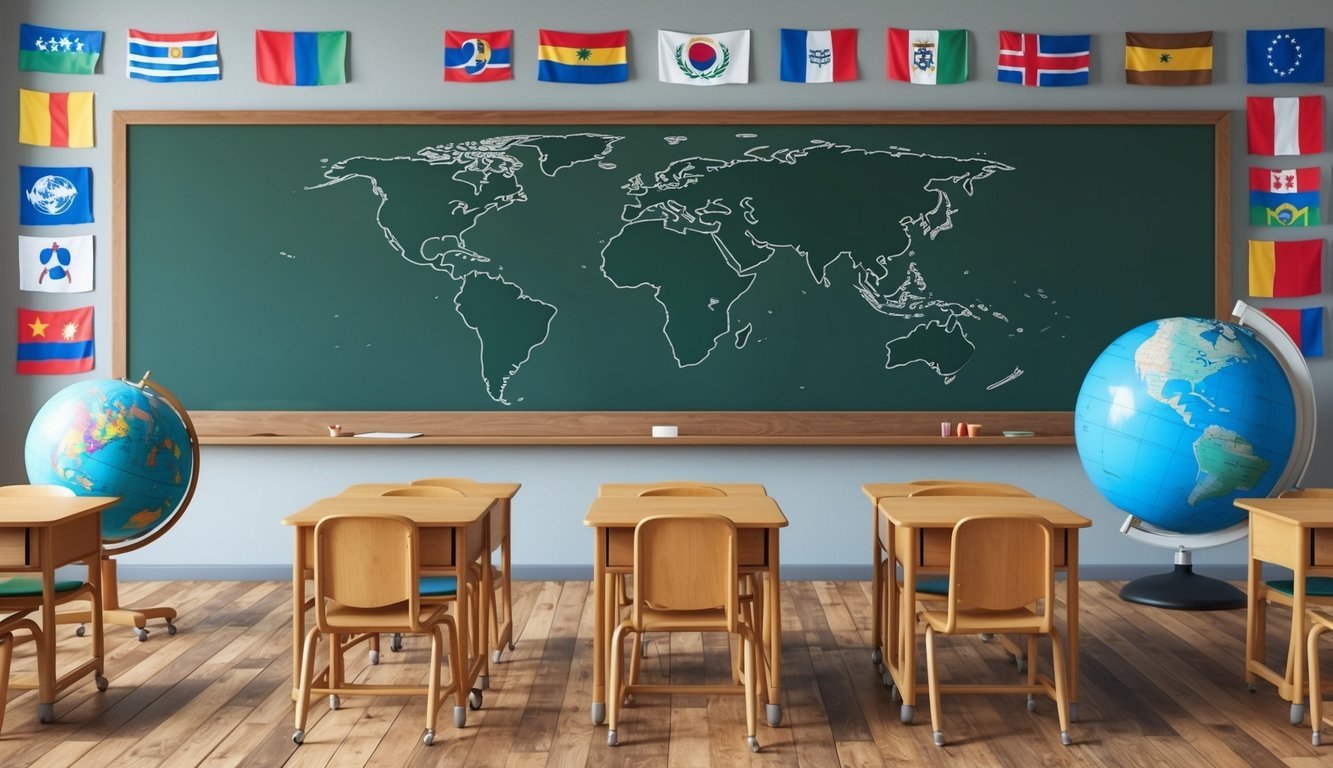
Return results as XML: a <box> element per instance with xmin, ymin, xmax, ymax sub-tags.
<box><xmin>313</xmin><ymin>130</ymin><xmax>1057</xmax><ymax>406</ymax></box>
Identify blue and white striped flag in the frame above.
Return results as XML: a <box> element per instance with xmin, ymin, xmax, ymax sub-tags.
<box><xmin>127</xmin><ymin>29</ymin><xmax>220</xmax><ymax>82</ymax></box>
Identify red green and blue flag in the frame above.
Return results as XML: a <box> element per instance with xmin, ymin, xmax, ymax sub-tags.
<box><xmin>256</xmin><ymin>30</ymin><xmax>346</xmax><ymax>86</ymax></box>
<box><xmin>1249</xmin><ymin>166</ymin><xmax>1320</xmax><ymax>226</ymax></box>
<box><xmin>17</xmin><ymin>306</ymin><xmax>94</xmax><ymax>374</ymax></box>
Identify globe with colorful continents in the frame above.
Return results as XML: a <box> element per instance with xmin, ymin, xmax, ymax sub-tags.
<box><xmin>1075</xmin><ymin>317</ymin><xmax>1297</xmax><ymax>535</ymax></box>
<box><xmin>25</xmin><ymin>377</ymin><xmax>195</xmax><ymax>544</ymax></box>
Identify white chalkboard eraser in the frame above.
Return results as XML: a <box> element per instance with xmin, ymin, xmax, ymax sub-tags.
<box><xmin>652</xmin><ymin>425</ymin><xmax>679</xmax><ymax>438</ymax></box>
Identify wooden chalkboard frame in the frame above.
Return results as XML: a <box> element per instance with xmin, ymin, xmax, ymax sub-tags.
<box><xmin>111</xmin><ymin>110</ymin><xmax>1229</xmax><ymax>445</ymax></box>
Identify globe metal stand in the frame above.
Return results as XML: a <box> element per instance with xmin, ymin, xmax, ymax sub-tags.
<box><xmin>55</xmin><ymin>373</ymin><xmax>200</xmax><ymax>642</ymax></box>
<box><xmin>1118</xmin><ymin>546</ymin><xmax>1245</xmax><ymax>611</ymax></box>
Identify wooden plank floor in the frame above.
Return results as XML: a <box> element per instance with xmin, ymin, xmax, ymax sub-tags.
<box><xmin>0</xmin><ymin>580</ymin><xmax>1329</xmax><ymax>767</ymax></box>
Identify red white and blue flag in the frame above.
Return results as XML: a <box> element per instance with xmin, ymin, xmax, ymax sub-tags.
<box><xmin>444</xmin><ymin>30</ymin><xmax>512</xmax><ymax>82</ymax></box>
<box><xmin>780</xmin><ymin>28</ymin><xmax>857</xmax><ymax>82</ymax></box>
<box><xmin>17</xmin><ymin>306</ymin><xmax>94</xmax><ymax>374</ymax></box>
<box><xmin>997</xmin><ymin>31</ymin><xmax>1090</xmax><ymax>86</ymax></box>
<box><xmin>127</xmin><ymin>29</ymin><xmax>220</xmax><ymax>82</ymax></box>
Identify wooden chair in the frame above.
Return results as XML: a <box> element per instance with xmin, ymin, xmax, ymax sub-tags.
<box><xmin>0</xmin><ymin>485</ymin><xmax>107</xmax><ymax>723</ymax></box>
<box><xmin>1249</xmin><ymin>488</ymin><xmax>1333</xmax><ymax>719</ymax></box>
<box><xmin>411</xmin><ymin>477</ymin><xmax>514</xmax><ymax>664</ymax></box>
<box><xmin>606</xmin><ymin>513</ymin><xmax>761</xmax><ymax>752</ymax></box>
<box><xmin>293</xmin><ymin>513</ymin><xmax>465</xmax><ymax>747</ymax></box>
<box><xmin>1306</xmin><ymin>609</ymin><xmax>1333</xmax><ymax>745</ymax></box>
<box><xmin>918</xmin><ymin>514</ymin><xmax>1071</xmax><ymax>747</ymax></box>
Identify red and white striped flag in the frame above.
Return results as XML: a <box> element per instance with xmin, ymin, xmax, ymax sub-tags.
<box><xmin>1247</xmin><ymin>95</ymin><xmax>1324</xmax><ymax>155</ymax></box>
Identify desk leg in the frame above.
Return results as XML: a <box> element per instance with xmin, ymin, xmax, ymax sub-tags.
<box><xmin>899</xmin><ymin>527</ymin><xmax>917</xmax><ymax>724</ymax></box>
<box><xmin>37</xmin><ymin>533</ymin><xmax>57</xmax><ymax>722</ymax></box>
<box><xmin>478</xmin><ymin>523</ymin><xmax>493</xmax><ymax>690</ymax></box>
<box><xmin>1290</xmin><ymin>539</ymin><xmax>1310</xmax><ymax>725</ymax></box>
<box><xmin>1067</xmin><ymin>530</ymin><xmax>1080</xmax><ymax>723</ymax></box>
<box><xmin>291</xmin><ymin>534</ymin><xmax>306</xmax><ymax>701</ymax></box>
<box><xmin>591</xmin><ymin>529</ymin><xmax>607</xmax><ymax>725</ymax></box>
<box><xmin>884</xmin><ymin>516</ymin><xmax>898</xmax><ymax>689</ymax></box>
<box><xmin>871</xmin><ymin>500</ymin><xmax>883</xmax><ymax>673</ymax></box>
<box><xmin>494</xmin><ymin>527</ymin><xmax>514</xmax><ymax>661</ymax></box>
<box><xmin>765</xmin><ymin>528</ymin><xmax>783</xmax><ymax>727</ymax></box>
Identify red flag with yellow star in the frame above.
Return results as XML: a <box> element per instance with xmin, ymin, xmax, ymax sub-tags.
<box><xmin>17</xmin><ymin>306</ymin><xmax>93</xmax><ymax>374</ymax></box>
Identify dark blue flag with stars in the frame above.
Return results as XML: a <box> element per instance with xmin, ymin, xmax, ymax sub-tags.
<box><xmin>1246</xmin><ymin>27</ymin><xmax>1325</xmax><ymax>84</ymax></box>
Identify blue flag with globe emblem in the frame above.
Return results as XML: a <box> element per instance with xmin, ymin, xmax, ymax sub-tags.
<box><xmin>19</xmin><ymin>166</ymin><xmax>92</xmax><ymax>225</ymax></box>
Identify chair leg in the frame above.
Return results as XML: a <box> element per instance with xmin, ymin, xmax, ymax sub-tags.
<box><xmin>424</xmin><ymin>626</ymin><xmax>442</xmax><ymax>745</ymax></box>
<box><xmin>441</xmin><ymin>615</ymin><xmax>467</xmax><ymax>727</ymax></box>
<box><xmin>293</xmin><ymin>628</ymin><xmax>322</xmax><ymax>744</ymax></box>
<box><xmin>1309</xmin><ymin>620</ymin><xmax>1328</xmax><ymax>746</ymax></box>
<box><xmin>628</xmin><ymin>632</ymin><xmax>643</xmax><ymax>693</ymax></box>
<box><xmin>0</xmin><ymin>632</ymin><xmax>12</xmax><ymax>736</ymax></box>
<box><xmin>1048</xmin><ymin>626</ymin><xmax>1072</xmax><ymax>746</ymax></box>
<box><xmin>925</xmin><ymin>625</ymin><xmax>943</xmax><ymax>746</ymax></box>
<box><xmin>744</xmin><ymin>631</ymin><xmax>759</xmax><ymax>752</ymax></box>
<box><xmin>607</xmin><ymin>622</ymin><xmax>630</xmax><ymax>746</ymax></box>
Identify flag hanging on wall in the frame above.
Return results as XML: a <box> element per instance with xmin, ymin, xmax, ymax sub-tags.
<box><xmin>19</xmin><ymin>89</ymin><xmax>94</xmax><ymax>148</ymax></box>
<box><xmin>1248</xmin><ymin>240</ymin><xmax>1322</xmax><ymax>297</ymax></box>
<box><xmin>886</xmin><ymin>28</ymin><xmax>967</xmax><ymax>84</ymax></box>
<box><xmin>1246</xmin><ymin>28</ymin><xmax>1325</xmax><ymax>84</ymax></box>
<box><xmin>1124</xmin><ymin>31</ymin><xmax>1213</xmax><ymax>85</ymax></box>
<box><xmin>18</xmin><ymin>23</ymin><xmax>102</xmax><ymax>74</ymax></box>
<box><xmin>256</xmin><ymin>30</ymin><xmax>346</xmax><ymax>85</ymax></box>
<box><xmin>780</xmin><ymin>29</ymin><xmax>857</xmax><ymax>82</ymax></box>
<box><xmin>1263</xmin><ymin>306</ymin><xmax>1324</xmax><ymax>357</ymax></box>
<box><xmin>997</xmin><ymin>31</ymin><xmax>1090</xmax><ymax>86</ymax></box>
<box><xmin>537</xmin><ymin>30</ymin><xmax>628</xmax><ymax>84</ymax></box>
<box><xmin>658</xmin><ymin>30</ymin><xmax>749</xmax><ymax>85</ymax></box>
<box><xmin>1249</xmin><ymin>167</ymin><xmax>1321</xmax><ymax>226</ymax></box>
<box><xmin>16</xmin><ymin>306</ymin><xmax>94</xmax><ymax>374</ymax></box>
<box><xmin>19</xmin><ymin>166</ymin><xmax>92</xmax><ymax>226</ymax></box>
<box><xmin>1247</xmin><ymin>95</ymin><xmax>1324</xmax><ymax>155</ymax></box>
<box><xmin>18</xmin><ymin>235</ymin><xmax>94</xmax><ymax>293</ymax></box>
<box><xmin>444</xmin><ymin>30</ymin><xmax>512</xmax><ymax>82</ymax></box>
<box><xmin>127</xmin><ymin>29</ymin><xmax>220</xmax><ymax>82</ymax></box>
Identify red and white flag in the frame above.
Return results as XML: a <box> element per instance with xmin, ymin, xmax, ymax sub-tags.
<box><xmin>1247</xmin><ymin>95</ymin><xmax>1324</xmax><ymax>156</ymax></box>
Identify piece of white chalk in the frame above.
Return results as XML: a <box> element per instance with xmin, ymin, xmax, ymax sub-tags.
<box><xmin>651</xmin><ymin>425</ymin><xmax>679</xmax><ymax>438</ymax></box>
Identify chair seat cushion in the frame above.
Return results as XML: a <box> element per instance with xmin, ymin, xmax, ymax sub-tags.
<box><xmin>919</xmin><ymin>607</ymin><xmax>1045</xmax><ymax>634</ymax></box>
<box><xmin>0</xmin><ymin>578</ymin><xmax>86</xmax><ymax>597</ymax></box>
<box><xmin>1265</xmin><ymin>577</ymin><xmax>1333</xmax><ymax>598</ymax></box>
<box><xmin>915</xmin><ymin>575</ymin><xmax>949</xmax><ymax>596</ymax></box>
<box><xmin>420</xmin><ymin>576</ymin><xmax>458</xmax><ymax>596</ymax></box>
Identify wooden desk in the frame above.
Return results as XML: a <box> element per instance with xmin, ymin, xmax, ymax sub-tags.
<box><xmin>1233</xmin><ymin>497</ymin><xmax>1333</xmax><ymax>723</ymax></box>
<box><xmin>0</xmin><ymin>495</ymin><xmax>114</xmax><ymax>722</ymax></box>
<box><xmin>584</xmin><ymin>495</ymin><xmax>788</xmax><ymax>726</ymax></box>
<box><xmin>861</xmin><ymin>482</ymin><xmax>1031</xmax><ymax>683</ymax></box>
<box><xmin>338</xmin><ymin>481</ymin><xmax>522</xmax><ymax>661</ymax></box>
<box><xmin>281</xmin><ymin>495</ymin><xmax>496</xmax><ymax>703</ymax></box>
<box><xmin>877</xmin><ymin>495</ymin><xmax>1091</xmax><ymax>723</ymax></box>
<box><xmin>597</xmin><ymin>482</ymin><xmax>767</xmax><ymax>497</ymax></box>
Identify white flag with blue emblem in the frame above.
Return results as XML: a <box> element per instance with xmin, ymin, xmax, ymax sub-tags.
<box><xmin>18</xmin><ymin>235</ymin><xmax>94</xmax><ymax>293</ymax></box>
<box><xmin>659</xmin><ymin>30</ymin><xmax>750</xmax><ymax>85</ymax></box>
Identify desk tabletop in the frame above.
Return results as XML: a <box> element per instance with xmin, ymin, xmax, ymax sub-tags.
<box><xmin>338</xmin><ymin>481</ymin><xmax>521</xmax><ymax>499</ymax></box>
<box><xmin>598</xmin><ymin>482</ymin><xmax>768</xmax><ymax>497</ymax></box>
<box><xmin>281</xmin><ymin>495</ymin><xmax>496</xmax><ymax>526</ymax></box>
<box><xmin>1234</xmin><ymin>497</ymin><xmax>1333</xmax><ymax>526</ymax></box>
<box><xmin>861</xmin><ymin>481</ymin><xmax>1031</xmax><ymax>501</ymax></box>
<box><xmin>878</xmin><ymin>495</ymin><xmax>1092</xmax><ymax>528</ymax></box>
<box><xmin>0</xmin><ymin>495</ymin><xmax>118</xmax><ymax>525</ymax></box>
<box><xmin>584</xmin><ymin>495</ymin><xmax>788</xmax><ymax>528</ymax></box>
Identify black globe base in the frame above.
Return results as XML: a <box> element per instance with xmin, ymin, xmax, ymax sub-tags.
<box><xmin>1119</xmin><ymin>563</ymin><xmax>1246</xmax><ymax>611</ymax></box>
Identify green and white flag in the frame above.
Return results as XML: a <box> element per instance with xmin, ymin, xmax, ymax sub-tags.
<box><xmin>886</xmin><ymin>28</ymin><xmax>967</xmax><ymax>84</ymax></box>
<box><xmin>658</xmin><ymin>30</ymin><xmax>749</xmax><ymax>85</ymax></box>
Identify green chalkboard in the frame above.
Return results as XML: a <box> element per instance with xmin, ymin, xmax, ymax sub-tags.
<box><xmin>112</xmin><ymin>111</ymin><xmax>1227</xmax><ymax>439</ymax></box>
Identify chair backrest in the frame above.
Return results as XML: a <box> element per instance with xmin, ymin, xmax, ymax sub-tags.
<box><xmin>908</xmin><ymin>485</ymin><xmax>1034</xmax><ymax>497</ymax></box>
<box><xmin>380</xmin><ymin>486</ymin><xmax>465</xmax><ymax>497</ymax></box>
<box><xmin>944</xmin><ymin>514</ymin><xmax>1054</xmax><ymax>631</ymax></box>
<box><xmin>313</xmin><ymin>514</ymin><xmax>420</xmax><ymax>629</ymax></box>
<box><xmin>633</xmin><ymin>514</ymin><xmax>739</xmax><ymax>628</ymax></box>
<box><xmin>637</xmin><ymin>485</ymin><xmax>727</xmax><ymax>497</ymax></box>
<box><xmin>1281</xmin><ymin>487</ymin><xmax>1333</xmax><ymax>498</ymax></box>
<box><xmin>412</xmin><ymin>477</ymin><xmax>474</xmax><ymax>490</ymax></box>
<box><xmin>0</xmin><ymin>484</ymin><xmax>75</xmax><ymax>497</ymax></box>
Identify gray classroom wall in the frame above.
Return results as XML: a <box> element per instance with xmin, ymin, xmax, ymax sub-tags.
<box><xmin>2</xmin><ymin>0</ymin><xmax>1331</xmax><ymax>580</ymax></box>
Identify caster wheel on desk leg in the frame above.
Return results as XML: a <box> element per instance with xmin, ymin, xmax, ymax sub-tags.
<box><xmin>38</xmin><ymin>703</ymin><xmax>53</xmax><ymax>724</ymax></box>
<box><xmin>328</xmin><ymin>695</ymin><xmax>341</xmax><ymax>711</ymax></box>
<box><xmin>133</xmin><ymin>627</ymin><xmax>148</xmax><ymax>642</ymax></box>
<box><xmin>368</xmin><ymin>650</ymin><xmax>379</xmax><ymax>665</ymax></box>
<box><xmin>748</xmin><ymin>736</ymin><xmax>760</xmax><ymax>753</ymax></box>
<box><xmin>766</xmin><ymin>703</ymin><xmax>782</xmax><ymax>726</ymax></box>
<box><xmin>607</xmin><ymin>730</ymin><xmax>618</xmax><ymax>747</ymax></box>
<box><xmin>901</xmin><ymin>704</ymin><xmax>915</xmax><ymax>724</ymax></box>
<box><xmin>390</xmin><ymin>633</ymin><xmax>403</xmax><ymax>653</ymax></box>
<box><xmin>95</xmin><ymin>675</ymin><xmax>108</xmax><ymax>692</ymax></box>
<box><xmin>453</xmin><ymin>706</ymin><xmax>467</xmax><ymax>728</ymax></box>
<box><xmin>1027</xmin><ymin>694</ymin><xmax>1037</xmax><ymax>712</ymax></box>
<box><xmin>422</xmin><ymin>729</ymin><xmax>434</xmax><ymax>746</ymax></box>
<box><xmin>469</xmin><ymin>688</ymin><xmax>483</xmax><ymax>710</ymax></box>
<box><xmin>933</xmin><ymin>730</ymin><xmax>944</xmax><ymax>747</ymax></box>
<box><xmin>871</xmin><ymin>647</ymin><xmax>882</xmax><ymax>667</ymax></box>
<box><xmin>292</xmin><ymin>730</ymin><xmax>304</xmax><ymax>745</ymax></box>
<box><xmin>591</xmin><ymin>702</ymin><xmax>606</xmax><ymax>725</ymax></box>
<box><xmin>165</xmin><ymin>620</ymin><xmax>178</xmax><ymax>636</ymax></box>
<box><xmin>1292</xmin><ymin>702</ymin><xmax>1305</xmax><ymax>726</ymax></box>
<box><xmin>74</xmin><ymin>625</ymin><xmax>86</xmax><ymax>638</ymax></box>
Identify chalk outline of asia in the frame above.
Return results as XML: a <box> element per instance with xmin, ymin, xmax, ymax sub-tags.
<box><xmin>312</xmin><ymin>131</ymin><xmax>1019</xmax><ymax>405</ymax></box>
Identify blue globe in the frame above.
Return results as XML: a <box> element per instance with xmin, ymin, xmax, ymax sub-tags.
<box><xmin>1075</xmin><ymin>317</ymin><xmax>1297</xmax><ymax>535</ymax></box>
<box><xmin>24</xmin><ymin>378</ymin><xmax>195</xmax><ymax>544</ymax></box>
